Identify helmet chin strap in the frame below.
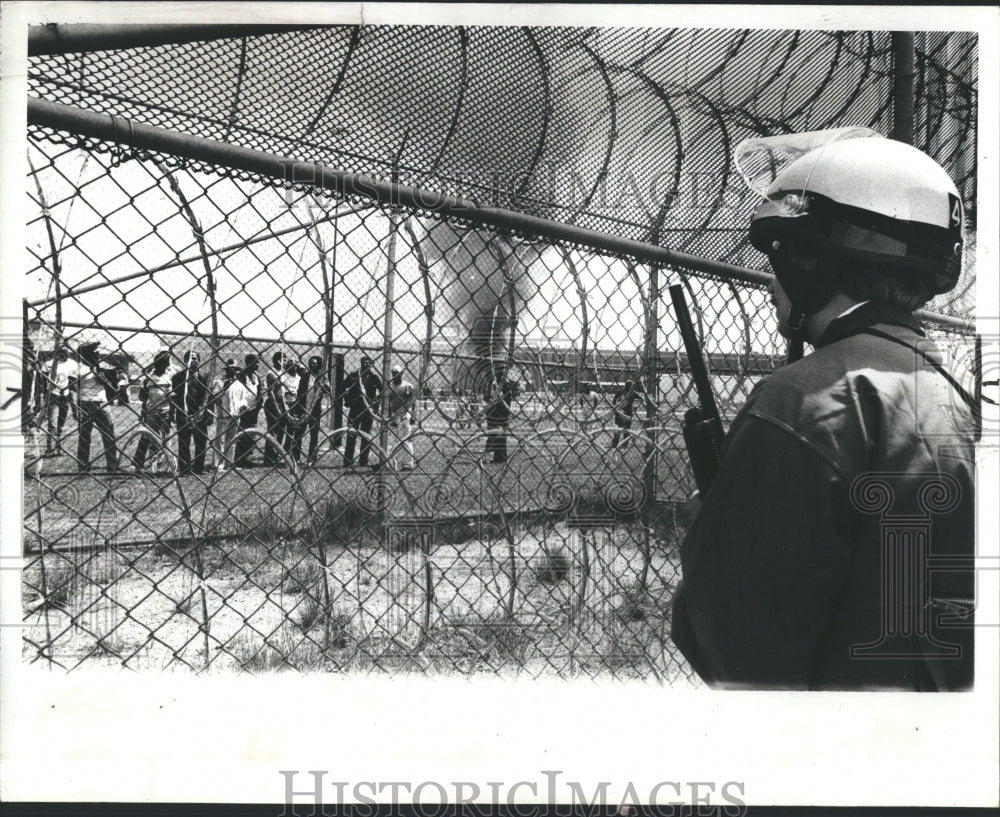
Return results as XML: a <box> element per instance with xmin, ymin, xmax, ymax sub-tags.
<box><xmin>786</xmin><ymin>307</ymin><xmax>809</xmax><ymax>341</ymax></box>
<box><xmin>768</xmin><ymin>239</ymin><xmax>830</xmax><ymax>343</ymax></box>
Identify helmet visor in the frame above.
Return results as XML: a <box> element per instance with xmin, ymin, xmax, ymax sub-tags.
<box><xmin>734</xmin><ymin>127</ymin><xmax>883</xmax><ymax>203</ymax></box>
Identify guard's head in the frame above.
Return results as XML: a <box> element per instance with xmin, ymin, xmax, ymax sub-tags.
<box><xmin>738</xmin><ymin>129</ymin><xmax>964</xmax><ymax>338</ymax></box>
<box><xmin>391</xmin><ymin>365</ymin><xmax>402</xmax><ymax>384</ymax></box>
<box><xmin>308</xmin><ymin>356</ymin><xmax>322</xmax><ymax>374</ymax></box>
<box><xmin>360</xmin><ymin>355</ymin><xmax>373</xmax><ymax>371</ymax></box>
<box><xmin>184</xmin><ymin>350</ymin><xmax>200</xmax><ymax>370</ymax></box>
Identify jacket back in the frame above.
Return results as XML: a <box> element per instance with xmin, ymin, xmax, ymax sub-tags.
<box><xmin>672</xmin><ymin>307</ymin><xmax>975</xmax><ymax>690</ymax></box>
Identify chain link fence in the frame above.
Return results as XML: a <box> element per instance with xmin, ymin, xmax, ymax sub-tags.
<box><xmin>18</xmin><ymin>25</ymin><xmax>977</xmax><ymax>680</ymax></box>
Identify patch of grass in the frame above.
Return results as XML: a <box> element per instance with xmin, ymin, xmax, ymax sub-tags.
<box><xmin>292</xmin><ymin>600</ymin><xmax>353</xmax><ymax>652</ymax></box>
<box><xmin>533</xmin><ymin>546</ymin><xmax>571</xmax><ymax>584</ymax></box>
<box><xmin>170</xmin><ymin>570</ymin><xmax>206</xmax><ymax>617</ymax></box>
<box><xmin>93</xmin><ymin>626</ymin><xmax>128</xmax><ymax>658</ymax></box>
<box><xmin>418</xmin><ymin>613</ymin><xmax>531</xmax><ymax>672</ymax></box>
<box><xmin>204</xmin><ymin>538</ymin><xmax>284</xmax><ymax>590</ymax></box>
<box><xmin>325</xmin><ymin>611</ymin><xmax>353</xmax><ymax>650</ymax></box>
<box><xmin>436</xmin><ymin>519</ymin><xmax>476</xmax><ymax>546</ymax></box>
<box><xmin>308</xmin><ymin>494</ymin><xmax>378</xmax><ymax>548</ymax></box>
<box><xmin>175</xmin><ymin>590</ymin><xmax>197</xmax><ymax>616</ymax></box>
<box><xmin>465</xmin><ymin>614</ymin><xmax>530</xmax><ymax>662</ymax></box>
<box><xmin>574</xmin><ymin>584</ymin><xmax>675</xmax><ymax>680</ymax></box>
<box><xmin>84</xmin><ymin>548</ymin><xmax>128</xmax><ymax>587</ymax></box>
<box><xmin>282</xmin><ymin>556</ymin><xmax>325</xmax><ymax>596</ymax></box>
<box><xmin>293</xmin><ymin>591</ymin><xmax>324</xmax><ymax>630</ymax></box>
<box><xmin>595</xmin><ymin>624</ymin><xmax>650</xmax><ymax>675</ymax></box>
<box><xmin>613</xmin><ymin>586</ymin><xmax>652</xmax><ymax>623</ymax></box>
<box><xmin>226</xmin><ymin>631</ymin><xmax>287</xmax><ymax>673</ymax></box>
<box><xmin>227</xmin><ymin>626</ymin><xmax>326</xmax><ymax>673</ymax></box>
<box><xmin>246</xmin><ymin>506</ymin><xmax>296</xmax><ymax>542</ymax></box>
<box><xmin>37</xmin><ymin>557</ymin><xmax>76</xmax><ymax>612</ymax></box>
<box><xmin>190</xmin><ymin>505</ymin><xmax>304</xmax><ymax>553</ymax></box>
<box><xmin>647</xmin><ymin>500</ymin><xmax>689</xmax><ymax>551</ymax></box>
<box><xmin>203</xmin><ymin>505</ymin><xmax>295</xmax><ymax>543</ymax></box>
<box><xmin>152</xmin><ymin>540</ymin><xmax>184</xmax><ymax>559</ymax></box>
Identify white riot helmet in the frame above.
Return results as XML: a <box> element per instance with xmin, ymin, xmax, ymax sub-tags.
<box><xmin>735</xmin><ymin>128</ymin><xmax>964</xmax><ymax>330</ymax></box>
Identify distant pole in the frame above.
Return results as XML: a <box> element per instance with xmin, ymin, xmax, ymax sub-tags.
<box><xmin>27</xmin><ymin>154</ymin><xmax>63</xmax><ymax>345</ymax></box>
<box><xmin>892</xmin><ymin>32</ymin><xmax>915</xmax><ymax>146</ymax></box>
<box><xmin>311</xmin><ymin>215</ymin><xmax>335</xmax><ymax>432</ymax></box>
<box><xmin>379</xmin><ymin>131</ymin><xmax>408</xmax><ymax>474</ymax></box>
<box><xmin>28</xmin><ymin>153</ymin><xmax>65</xmax><ymax>445</ymax></box>
<box><xmin>328</xmin><ymin>215</ymin><xmax>338</xmax><ymax>416</ymax></box>
<box><xmin>379</xmin><ymin>205</ymin><xmax>399</xmax><ymax>464</ymax></box>
<box><xmin>644</xmin><ymin>212</ymin><xmax>666</xmax><ymax>518</ymax></box>
<box><xmin>160</xmin><ymin>164</ymin><xmax>220</xmax><ymax>385</ymax></box>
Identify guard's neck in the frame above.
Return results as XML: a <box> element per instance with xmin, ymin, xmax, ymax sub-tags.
<box><xmin>804</xmin><ymin>293</ymin><xmax>867</xmax><ymax>344</ymax></box>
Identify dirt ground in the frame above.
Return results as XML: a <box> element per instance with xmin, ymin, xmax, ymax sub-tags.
<box><xmin>23</xmin><ymin>518</ymin><xmax>699</xmax><ymax>684</ymax></box>
<box><xmin>23</xmin><ymin>405</ymin><xmax>702</xmax><ymax>683</ymax></box>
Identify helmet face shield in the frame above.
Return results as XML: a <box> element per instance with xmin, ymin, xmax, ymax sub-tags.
<box><xmin>734</xmin><ymin>127</ymin><xmax>883</xmax><ymax>204</ymax></box>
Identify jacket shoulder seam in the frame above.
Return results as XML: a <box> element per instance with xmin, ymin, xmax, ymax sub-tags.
<box><xmin>745</xmin><ymin>410</ymin><xmax>848</xmax><ymax>482</ymax></box>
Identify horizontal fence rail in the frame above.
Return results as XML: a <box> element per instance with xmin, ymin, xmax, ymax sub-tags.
<box><xmin>28</xmin><ymin>24</ymin><xmax>323</xmax><ymax>56</ymax></box>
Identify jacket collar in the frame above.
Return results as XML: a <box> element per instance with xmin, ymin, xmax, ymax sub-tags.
<box><xmin>815</xmin><ymin>301</ymin><xmax>925</xmax><ymax>348</ymax></box>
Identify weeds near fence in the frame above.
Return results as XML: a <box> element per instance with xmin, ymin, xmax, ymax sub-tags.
<box><xmin>94</xmin><ymin>626</ymin><xmax>128</xmax><ymax>659</ymax></box>
<box><xmin>459</xmin><ymin>613</ymin><xmax>532</xmax><ymax>664</ymax></box>
<box><xmin>226</xmin><ymin>622</ymin><xmax>350</xmax><ymax>674</ymax></box>
<box><xmin>37</xmin><ymin>558</ymin><xmax>75</xmax><ymax>612</ymax></box>
<box><xmin>84</xmin><ymin>548</ymin><xmax>128</xmax><ymax>587</ymax></box>
<box><xmin>308</xmin><ymin>494</ymin><xmax>379</xmax><ymax>547</ymax></box>
<box><xmin>282</xmin><ymin>557</ymin><xmax>325</xmax><ymax>596</ymax></box>
<box><xmin>533</xmin><ymin>546</ymin><xmax>572</xmax><ymax>584</ymax></box>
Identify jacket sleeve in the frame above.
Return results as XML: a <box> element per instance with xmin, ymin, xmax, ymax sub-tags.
<box><xmin>672</xmin><ymin>413</ymin><xmax>853</xmax><ymax>689</ymax></box>
<box><xmin>170</xmin><ymin>373</ymin><xmax>183</xmax><ymax>411</ymax></box>
<box><xmin>295</xmin><ymin>374</ymin><xmax>310</xmax><ymax>410</ymax></box>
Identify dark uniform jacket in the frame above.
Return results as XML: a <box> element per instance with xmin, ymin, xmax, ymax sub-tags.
<box><xmin>343</xmin><ymin>369</ymin><xmax>382</xmax><ymax>420</ymax></box>
<box><xmin>484</xmin><ymin>378</ymin><xmax>516</xmax><ymax>424</ymax></box>
<box><xmin>171</xmin><ymin>369</ymin><xmax>213</xmax><ymax>425</ymax></box>
<box><xmin>613</xmin><ymin>385</ymin><xmax>643</xmax><ymax>424</ymax></box>
<box><xmin>671</xmin><ymin>303</ymin><xmax>975</xmax><ymax>691</ymax></box>
<box><xmin>296</xmin><ymin>370</ymin><xmax>327</xmax><ymax>415</ymax></box>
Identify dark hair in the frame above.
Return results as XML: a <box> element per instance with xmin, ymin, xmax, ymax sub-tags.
<box><xmin>245</xmin><ymin>354</ymin><xmax>258</xmax><ymax>366</ymax></box>
<box><xmin>786</xmin><ymin>234</ymin><xmax>944</xmax><ymax>312</ymax></box>
<box><xmin>828</xmin><ymin>257</ymin><xmax>941</xmax><ymax>311</ymax></box>
<box><xmin>272</xmin><ymin>351</ymin><xmax>284</xmax><ymax>367</ymax></box>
